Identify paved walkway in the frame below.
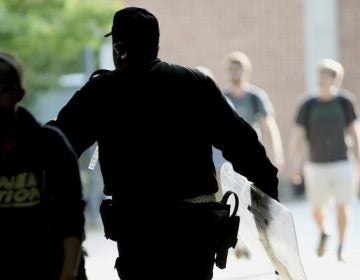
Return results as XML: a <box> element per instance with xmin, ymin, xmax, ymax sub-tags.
<box><xmin>83</xmin><ymin>200</ymin><xmax>360</xmax><ymax>279</ymax></box>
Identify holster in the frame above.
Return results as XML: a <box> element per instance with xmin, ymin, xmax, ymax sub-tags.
<box><xmin>215</xmin><ymin>191</ymin><xmax>240</xmax><ymax>269</ymax></box>
<box><xmin>100</xmin><ymin>199</ymin><xmax>119</xmax><ymax>242</ymax></box>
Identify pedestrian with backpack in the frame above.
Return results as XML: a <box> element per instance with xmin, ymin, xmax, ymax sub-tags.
<box><xmin>289</xmin><ymin>58</ymin><xmax>359</xmax><ymax>261</ymax></box>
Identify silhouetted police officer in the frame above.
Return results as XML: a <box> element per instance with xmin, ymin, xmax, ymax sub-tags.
<box><xmin>51</xmin><ymin>7</ymin><xmax>278</xmax><ymax>280</ymax></box>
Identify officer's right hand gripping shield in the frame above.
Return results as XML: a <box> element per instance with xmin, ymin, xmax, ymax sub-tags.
<box><xmin>220</xmin><ymin>162</ymin><xmax>307</xmax><ymax>280</ymax></box>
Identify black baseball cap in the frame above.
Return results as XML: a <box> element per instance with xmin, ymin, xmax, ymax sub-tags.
<box><xmin>104</xmin><ymin>7</ymin><xmax>159</xmax><ymax>49</ymax></box>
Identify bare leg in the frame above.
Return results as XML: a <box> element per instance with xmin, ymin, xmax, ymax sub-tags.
<box><xmin>313</xmin><ymin>207</ymin><xmax>326</xmax><ymax>233</ymax></box>
<box><xmin>336</xmin><ymin>203</ymin><xmax>348</xmax><ymax>261</ymax></box>
<box><xmin>314</xmin><ymin>207</ymin><xmax>329</xmax><ymax>257</ymax></box>
<box><xmin>337</xmin><ymin>204</ymin><xmax>347</xmax><ymax>244</ymax></box>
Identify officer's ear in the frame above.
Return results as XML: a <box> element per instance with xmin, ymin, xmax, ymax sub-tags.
<box><xmin>113</xmin><ymin>42</ymin><xmax>128</xmax><ymax>60</ymax></box>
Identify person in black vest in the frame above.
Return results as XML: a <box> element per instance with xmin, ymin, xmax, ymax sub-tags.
<box><xmin>0</xmin><ymin>51</ymin><xmax>85</xmax><ymax>280</ymax></box>
<box><xmin>50</xmin><ymin>7</ymin><xmax>278</xmax><ymax>280</ymax></box>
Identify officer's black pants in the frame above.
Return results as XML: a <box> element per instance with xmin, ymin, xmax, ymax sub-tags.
<box><xmin>114</xmin><ymin>204</ymin><xmax>218</xmax><ymax>280</ymax></box>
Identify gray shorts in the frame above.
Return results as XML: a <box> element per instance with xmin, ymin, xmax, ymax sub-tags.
<box><xmin>304</xmin><ymin>160</ymin><xmax>357</xmax><ymax>207</ymax></box>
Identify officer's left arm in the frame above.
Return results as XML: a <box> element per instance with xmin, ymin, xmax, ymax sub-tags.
<box><xmin>50</xmin><ymin>80</ymin><xmax>100</xmax><ymax>157</ymax></box>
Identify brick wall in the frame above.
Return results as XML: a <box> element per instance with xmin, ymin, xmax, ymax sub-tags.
<box><xmin>339</xmin><ymin>0</ymin><xmax>360</xmax><ymax>100</ymax></box>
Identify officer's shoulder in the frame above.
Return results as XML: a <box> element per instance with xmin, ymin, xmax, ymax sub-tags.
<box><xmin>161</xmin><ymin>62</ymin><xmax>209</xmax><ymax>81</ymax></box>
<box><xmin>89</xmin><ymin>69</ymin><xmax>112</xmax><ymax>80</ymax></box>
<box><xmin>78</xmin><ymin>69</ymin><xmax>118</xmax><ymax>95</ymax></box>
<box><xmin>88</xmin><ymin>69</ymin><xmax>117</xmax><ymax>83</ymax></box>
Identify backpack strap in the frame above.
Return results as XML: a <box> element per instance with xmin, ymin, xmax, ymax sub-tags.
<box><xmin>337</xmin><ymin>94</ymin><xmax>350</xmax><ymax>123</ymax></box>
<box><xmin>250</xmin><ymin>93</ymin><xmax>260</xmax><ymax>116</ymax></box>
<box><xmin>304</xmin><ymin>97</ymin><xmax>316</xmax><ymax>130</ymax></box>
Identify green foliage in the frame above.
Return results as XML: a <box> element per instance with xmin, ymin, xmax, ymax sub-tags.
<box><xmin>0</xmin><ymin>0</ymin><xmax>122</xmax><ymax>99</ymax></box>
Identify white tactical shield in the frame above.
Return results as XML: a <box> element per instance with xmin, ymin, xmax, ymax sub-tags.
<box><xmin>220</xmin><ymin>162</ymin><xmax>307</xmax><ymax>280</ymax></box>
